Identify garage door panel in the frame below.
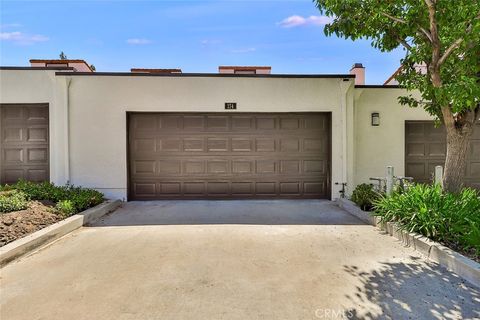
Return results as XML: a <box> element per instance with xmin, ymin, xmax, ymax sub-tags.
<box><xmin>232</xmin><ymin>116</ymin><xmax>254</xmax><ymax>130</ymax></box>
<box><xmin>129</xmin><ymin>113</ymin><xmax>331</xmax><ymax>199</ymax></box>
<box><xmin>304</xmin><ymin>182</ymin><xmax>325</xmax><ymax>195</ymax></box>
<box><xmin>159</xmin><ymin>138</ymin><xmax>182</xmax><ymax>152</ymax></box>
<box><xmin>3</xmin><ymin>169</ymin><xmax>25</xmax><ymax>183</ymax></box>
<box><xmin>207</xmin><ymin>138</ymin><xmax>229</xmax><ymax>151</ymax></box>
<box><xmin>231</xmin><ymin>138</ymin><xmax>253</xmax><ymax>152</ymax></box>
<box><xmin>280</xmin><ymin>139</ymin><xmax>299</xmax><ymax>152</ymax></box>
<box><xmin>26</xmin><ymin>106</ymin><xmax>48</xmax><ymax>121</ymax></box>
<box><xmin>27</xmin><ymin>168</ymin><xmax>49</xmax><ymax>182</ymax></box>
<box><xmin>27</xmin><ymin>148</ymin><xmax>48</xmax><ymax>163</ymax></box>
<box><xmin>405</xmin><ymin>121</ymin><xmax>479</xmax><ymax>188</ymax></box>
<box><xmin>184</xmin><ymin>138</ymin><xmax>205</xmax><ymax>152</ymax></box>
<box><xmin>133</xmin><ymin>139</ymin><xmax>156</xmax><ymax>153</ymax></box>
<box><xmin>206</xmin><ymin>116</ymin><xmax>229</xmax><ymax>131</ymax></box>
<box><xmin>232</xmin><ymin>160</ymin><xmax>253</xmax><ymax>174</ymax></box>
<box><xmin>1</xmin><ymin>104</ymin><xmax>49</xmax><ymax>184</ymax></box>
<box><xmin>256</xmin><ymin>117</ymin><xmax>276</xmax><ymax>130</ymax></box>
<box><xmin>207</xmin><ymin>182</ymin><xmax>229</xmax><ymax>195</ymax></box>
<box><xmin>256</xmin><ymin>139</ymin><xmax>275</xmax><ymax>152</ymax></box>
<box><xmin>133</xmin><ymin>115</ymin><xmax>157</xmax><ymax>130</ymax></box>
<box><xmin>467</xmin><ymin>162</ymin><xmax>480</xmax><ymax>177</ymax></box>
<box><xmin>184</xmin><ymin>161</ymin><xmax>205</xmax><ymax>174</ymax></box>
<box><xmin>183</xmin><ymin>116</ymin><xmax>205</xmax><ymax>130</ymax></box>
<box><xmin>232</xmin><ymin>182</ymin><xmax>253</xmax><ymax>195</ymax></box>
<box><xmin>184</xmin><ymin>182</ymin><xmax>206</xmax><ymax>195</ymax></box>
<box><xmin>469</xmin><ymin>141</ymin><xmax>480</xmax><ymax>160</ymax></box>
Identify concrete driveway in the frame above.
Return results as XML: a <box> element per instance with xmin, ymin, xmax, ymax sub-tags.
<box><xmin>1</xmin><ymin>200</ymin><xmax>479</xmax><ymax>320</ymax></box>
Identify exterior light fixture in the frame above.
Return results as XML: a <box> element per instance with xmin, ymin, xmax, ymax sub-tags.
<box><xmin>371</xmin><ymin>112</ymin><xmax>380</xmax><ymax>126</ymax></box>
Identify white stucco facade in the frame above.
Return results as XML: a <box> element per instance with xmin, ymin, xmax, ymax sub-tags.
<box><xmin>0</xmin><ymin>69</ymin><xmax>434</xmax><ymax>199</ymax></box>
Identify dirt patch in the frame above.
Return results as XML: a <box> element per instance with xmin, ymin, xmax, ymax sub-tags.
<box><xmin>0</xmin><ymin>201</ymin><xmax>64</xmax><ymax>247</ymax></box>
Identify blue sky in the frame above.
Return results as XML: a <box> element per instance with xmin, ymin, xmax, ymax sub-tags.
<box><xmin>0</xmin><ymin>0</ymin><xmax>405</xmax><ymax>84</ymax></box>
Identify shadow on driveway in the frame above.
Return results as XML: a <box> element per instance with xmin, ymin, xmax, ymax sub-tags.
<box><xmin>92</xmin><ymin>199</ymin><xmax>366</xmax><ymax>226</ymax></box>
<box><xmin>342</xmin><ymin>257</ymin><xmax>480</xmax><ymax>319</ymax></box>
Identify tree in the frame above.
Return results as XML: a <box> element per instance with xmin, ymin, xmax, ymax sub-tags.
<box><xmin>59</xmin><ymin>51</ymin><xmax>67</xmax><ymax>60</ymax></box>
<box><xmin>315</xmin><ymin>0</ymin><xmax>480</xmax><ymax>192</ymax></box>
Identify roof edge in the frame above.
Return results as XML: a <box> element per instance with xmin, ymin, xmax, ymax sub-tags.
<box><xmin>355</xmin><ymin>85</ymin><xmax>402</xmax><ymax>89</ymax></box>
<box><xmin>0</xmin><ymin>66</ymin><xmax>75</xmax><ymax>71</ymax></box>
<box><xmin>54</xmin><ymin>71</ymin><xmax>355</xmax><ymax>78</ymax></box>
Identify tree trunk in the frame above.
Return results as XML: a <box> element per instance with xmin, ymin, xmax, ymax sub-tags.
<box><xmin>443</xmin><ymin>128</ymin><xmax>471</xmax><ymax>193</ymax></box>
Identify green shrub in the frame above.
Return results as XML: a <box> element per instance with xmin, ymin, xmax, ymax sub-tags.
<box><xmin>351</xmin><ymin>183</ymin><xmax>380</xmax><ymax>211</ymax></box>
<box><xmin>373</xmin><ymin>184</ymin><xmax>480</xmax><ymax>254</ymax></box>
<box><xmin>55</xmin><ymin>200</ymin><xmax>76</xmax><ymax>216</ymax></box>
<box><xmin>1</xmin><ymin>180</ymin><xmax>104</xmax><ymax>215</ymax></box>
<box><xmin>0</xmin><ymin>190</ymin><xmax>29</xmax><ymax>213</ymax></box>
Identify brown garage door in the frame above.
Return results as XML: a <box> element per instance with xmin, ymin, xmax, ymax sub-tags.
<box><xmin>128</xmin><ymin>113</ymin><xmax>331</xmax><ymax>200</ymax></box>
<box><xmin>405</xmin><ymin>121</ymin><xmax>480</xmax><ymax>189</ymax></box>
<box><xmin>0</xmin><ymin>104</ymin><xmax>49</xmax><ymax>184</ymax></box>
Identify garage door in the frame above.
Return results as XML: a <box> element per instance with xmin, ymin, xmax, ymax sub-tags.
<box><xmin>128</xmin><ymin>113</ymin><xmax>331</xmax><ymax>200</ymax></box>
<box><xmin>0</xmin><ymin>104</ymin><xmax>49</xmax><ymax>184</ymax></box>
<box><xmin>405</xmin><ymin>121</ymin><xmax>480</xmax><ymax>189</ymax></box>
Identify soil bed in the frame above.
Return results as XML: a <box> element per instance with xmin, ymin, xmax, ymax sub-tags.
<box><xmin>0</xmin><ymin>201</ymin><xmax>64</xmax><ymax>247</ymax></box>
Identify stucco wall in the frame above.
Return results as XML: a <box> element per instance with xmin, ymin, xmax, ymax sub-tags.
<box><xmin>0</xmin><ymin>70</ymin><xmax>69</xmax><ymax>185</ymax></box>
<box><xmin>0</xmin><ymin>69</ymin><xmax>438</xmax><ymax>201</ymax></box>
<box><xmin>353</xmin><ymin>88</ymin><xmax>433</xmax><ymax>193</ymax></box>
<box><xmin>65</xmin><ymin>75</ymin><xmax>353</xmax><ymax>199</ymax></box>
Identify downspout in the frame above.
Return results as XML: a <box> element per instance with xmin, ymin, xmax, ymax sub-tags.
<box><xmin>338</xmin><ymin>79</ymin><xmax>351</xmax><ymax>198</ymax></box>
<box><xmin>65</xmin><ymin>77</ymin><xmax>72</xmax><ymax>184</ymax></box>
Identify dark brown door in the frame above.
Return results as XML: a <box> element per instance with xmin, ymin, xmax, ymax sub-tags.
<box><xmin>0</xmin><ymin>104</ymin><xmax>49</xmax><ymax>184</ymax></box>
<box><xmin>405</xmin><ymin>121</ymin><xmax>480</xmax><ymax>189</ymax></box>
<box><xmin>128</xmin><ymin>113</ymin><xmax>331</xmax><ymax>200</ymax></box>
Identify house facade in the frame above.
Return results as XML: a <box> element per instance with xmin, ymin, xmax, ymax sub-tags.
<box><xmin>0</xmin><ymin>61</ymin><xmax>478</xmax><ymax>200</ymax></box>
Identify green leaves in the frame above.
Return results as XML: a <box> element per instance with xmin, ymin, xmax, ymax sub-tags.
<box><xmin>314</xmin><ymin>0</ymin><xmax>480</xmax><ymax>119</ymax></box>
<box><xmin>1</xmin><ymin>180</ymin><xmax>104</xmax><ymax>216</ymax></box>
<box><xmin>350</xmin><ymin>183</ymin><xmax>380</xmax><ymax>211</ymax></box>
<box><xmin>0</xmin><ymin>190</ymin><xmax>28</xmax><ymax>213</ymax></box>
<box><xmin>373</xmin><ymin>184</ymin><xmax>480</xmax><ymax>256</ymax></box>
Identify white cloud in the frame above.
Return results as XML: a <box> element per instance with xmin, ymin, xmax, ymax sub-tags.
<box><xmin>230</xmin><ymin>47</ymin><xmax>256</xmax><ymax>54</ymax></box>
<box><xmin>201</xmin><ymin>39</ymin><xmax>221</xmax><ymax>45</ymax></box>
<box><xmin>126</xmin><ymin>38</ymin><xmax>152</xmax><ymax>45</ymax></box>
<box><xmin>0</xmin><ymin>31</ymin><xmax>49</xmax><ymax>45</ymax></box>
<box><xmin>0</xmin><ymin>23</ymin><xmax>22</xmax><ymax>29</ymax></box>
<box><xmin>278</xmin><ymin>15</ymin><xmax>333</xmax><ymax>28</ymax></box>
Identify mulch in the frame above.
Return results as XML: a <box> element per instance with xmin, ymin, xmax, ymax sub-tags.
<box><xmin>0</xmin><ymin>201</ymin><xmax>64</xmax><ymax>247</ymax></box>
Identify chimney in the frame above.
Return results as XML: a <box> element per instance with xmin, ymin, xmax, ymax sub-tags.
<box><xmin>29</xmin><ymin>59</ymin><xmax>94</xmax><ymax>72</ymax></box>
<box><xmin>350</xmin><ymin>63</ymin><xmax>365</xmax><ymax>85</ymax></box>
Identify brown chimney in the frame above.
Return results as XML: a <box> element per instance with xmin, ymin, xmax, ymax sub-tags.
<box><xmin>29</xmin><ymin>59</ymin><xmax>94</xmax><ymax>72</ymax></box>
<box><xmin>350</xmin><ymin>63</ymin><xmax>365</xmax><ymax>85</ymax></box>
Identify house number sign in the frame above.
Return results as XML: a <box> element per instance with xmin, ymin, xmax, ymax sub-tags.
<box><xmin>225</xmin><ymin>102</ymin><xmax>237</xmax><ymax>110</ymax></box>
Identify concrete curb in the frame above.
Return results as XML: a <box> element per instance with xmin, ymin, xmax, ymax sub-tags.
<box><xmin>336</xmin><ymin>198</ymin><xmax>480</xmax><ymax>288</ymax></box>
<box><xmin>335</xmin><ymin>197</ymin><xmax>376</xmax><ymax>225</ymax></box>
<box><xmin>0</xmin><ymin>199</ymin><xmax>122</xmax><ymax>267</ymax></box>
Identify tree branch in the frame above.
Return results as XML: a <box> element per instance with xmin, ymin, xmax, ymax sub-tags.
<box><xmin>438</xmin><ymin>11</ymin><xmax>480</xmax><ymax>66</ymax></box>
<box><xmin>397</xmin><ymin>38</ymin><xmax>412</xmax><ymax>50</ymax></box>
<box><xmin>381</xmin><ymin>11</ymin><xmax>433</xmax><ymax>43</ymax></box>
<box><xmin>381</xmin><ymin>12</ymin><xmax>407</xmax><ymax>24</ymax></box>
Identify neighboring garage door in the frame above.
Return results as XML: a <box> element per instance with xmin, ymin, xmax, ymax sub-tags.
<box><xmin>0</xmin><ymin>104</ymin><xmax>49</xmax><ymax>184</ymax></box>
<box><xmin>405</xmin><ymin>121</ymin><xmax>480</xmax><ymax>189</ymax></box>
<box><xmin>128</xmin><ymin>113</ymin><xmax>331</xmax><ymax>200</ymax></box>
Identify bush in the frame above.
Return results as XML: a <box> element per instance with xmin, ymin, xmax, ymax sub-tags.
<box><xmin>0</xmin><ymin>190</ymin><xmax>29</xmax><ymax>213</ymax></box>
<box><xmin>351</xmin><ymin>183</ymin><xmax>380</xmax><ymax>211</ymax></box>
<box><xmin>55</xmin><ymin>200</ymin><xmax>76</xmax><ymax>216</ymax></box>
<box><xmin>1</xmin><ymin>180</ymin><xmax>104</xmax><ymax>216</ymax></box>
<box><xmin>373</xmin><ymin>184</ymin><xmax>480</xmax><ymax>254</ymax></box>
